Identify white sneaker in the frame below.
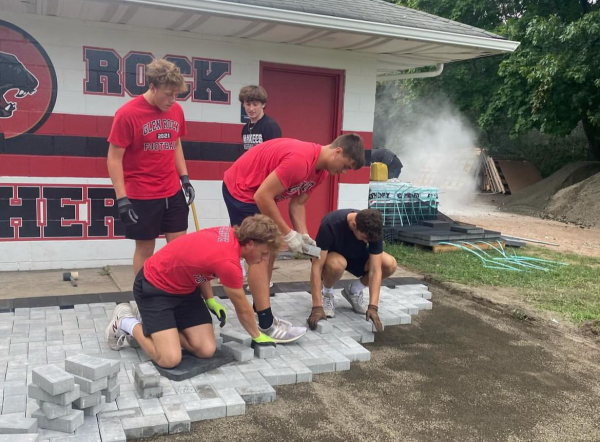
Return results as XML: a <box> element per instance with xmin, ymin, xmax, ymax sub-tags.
<box><xmin>105</xmin><ymin>303</ymin><xmax>134</xmax><ymax>351</ymax></box>
<box><xmin>127</xmin><ymin>302</ymin><xmax>142</xmax><ymax>348</ymax></box>
<box><xmin>322</xmin><ymin>293</ymin><xmax>335</xmax><ymax>318</ymax></box>
<box><xmin>259</xmin><ymin>316</ymin><xmax>306</xmax><ymax>344</ymax></box>
<box><xmin>341</xmin><ymin>286</ymin><xmax>369</xmax><ymax>314</ymax></box>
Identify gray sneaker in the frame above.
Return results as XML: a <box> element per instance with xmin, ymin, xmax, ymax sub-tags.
<box><xmin>322</xmin><ymin>293</ymin><xmax>335</xmax><ymax>318</ymax></box>
<box><xmin>127</xmin><ymin>302</ymin><xmax>142</xmax><ymax>348</ymax></box>
<box><xmin>341</xmin><ymin>287</ymin><xmax>368</xmax><ymax>314</ymax></box>
<box><xmin>259</xmin><ymin>316</ymin><xmax>306</xmax><ymax>344</ymax></box>
<box><xmin>105</xmin><ymin>303</ymin><xmax>134</xmax><ymax>351</ymax></box>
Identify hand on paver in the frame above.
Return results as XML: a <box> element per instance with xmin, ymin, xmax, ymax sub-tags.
<box><xmin>366</xmin><ymin>304</ymin><xmax>383</xmax><ymax>332</ymax></box>
<box><xmin>206</xmin><ymin>298</ymin><xmax>227</xmax><ymax>327</ymax></box>
<box><xmin>307</xmin><ymin>306</ymin><xmax>327</xmax><ymax>330</ymax></box>
<box><xmin>301</xmin><ymin>233</ymin><xmax>317</xmax><ymax>247</ymax></box>
<box><xmin>284</xmin><ymin>230</ymin><xmax>304</xmax><ymax>254</ymax></box>
<box><xmin>252</xmin><ymin>332</ymin><xmax>277</xmax><ymax>347</ymax></box>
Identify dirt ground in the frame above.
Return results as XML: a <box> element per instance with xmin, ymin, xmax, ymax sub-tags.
<box><xmin>148</xmin><ymin>287</ymin><xmax>600</xmax><ymax>442</ymax></box>
<box><xmin>445</xmin><ymin>193</ymin><xmax>600</xmax><ymax>258</ymax></box>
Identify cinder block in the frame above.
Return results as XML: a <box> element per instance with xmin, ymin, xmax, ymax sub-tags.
<box><xmin>133</xmin><ymin>362</ymin><xmax>160</xmax><ymax>389</ymax></box>
<box><xmin>73</xmin><ymin>375</ymin><xmax>108</xmax><ymax>394</ymax></box>
<box><xmin>161</xmin><ymin>402</ymin><xmax>190</xmax><ymax>434</ymax></box>
<box><xmin>316</xmin><ymin>321</ymin><xmax>333</xmax><ymax>334</ymax></box>
<box><xmin>253</xmin><ymin>344</ymin><xmax>277</xmax><ymax>359</ymax></box>
<box><xmin>37</xmin><ymin>401</ymin><xmax>71</xmax><ymax>420</ymax></box>
<box><xmin>134</xmin><ymin>384</ymin><xmax>163</xmax><ymax>399</ymax></box>
<box><xmin>0</xmin><ymin>435</ymin><xmax>39</xmax><ymax>442</ymax></box>
<box><xmin>222</xmin><ymin>342</ymin><xmax>254</xmax><ymax>362</ymax></box>
<box><xmin>101</xmin><ymin>384</ymin><xmax>120</xmax><ymax>403</ymax></box>
<box><xmin>0</xmin><ymin>415</ymin><xmax>38</xmax><ymax>434</ymax></box>
<box><xmin>96</xmin><ymin>407</ymin><xmax>142</xmax><ymax>422</ymax></box>
<box><xmin>72</xmin><ymin>391</ymin><xmax>102</xmax><ymax>409</ymax></box>
<box><xmin>220</xmin><ymin>330</ymin><xmax>252</xmax><ymax>346</ymax></box>
<box><xmin>121</xmin><ymin>414</ymin><xmax>168</xmax><ymax>439</ymax></box>
<box><xmin>235</xmin><ymin>384</ymin><xmax>276</xmax><ymax>405</ymax></box>
<box><xmin>31</xmin><ymin>366</ymin><xmax>74</xmax><ymax>396</ymax></box>
<box><xmin>28</xmin><ymin>384</ymin><xmax>81</xmax><ymax>406</ymax></box>
<box><xmin>65</xmin><ymin>355</ymin><xmax>111</xmax><ymax>381</ymax></box>
<box><xmin>98</xmin><ymin>419</ymin><xmax>126</xmax><ymax>442</ymax></box>
<box><xmin>33</xmin><ymin>409</ymin><xmax>84</xmax><ymax>433</ymax></box>
<box><xmin>217</xmin><ymin>388</ymin><xmax>245</xmax><ymax>417</ymax></box>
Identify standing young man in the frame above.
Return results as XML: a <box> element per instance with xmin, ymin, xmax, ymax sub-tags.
<box><xmin>239</xmin><ymin>85</ymin><xmax>281</xmax><ymax>150</ymax></box>
<box><xmin>222</xmin><ymin>134</ymin><xmax>366</xmax><ymax>342</ymax></box>
<box><xmin>105</xmin><ymin>215</ymin><xmax>280</xmax><ymax>368</ymax></box>
<box><xmin>307</xmin><ymin>209</ymin><xmax>398</xmax><ymax>332</ymax></box>
<box><xmin>107</xmin><ymin>58</ymin><xmax>195</xmax><ymax>275</ymax></box>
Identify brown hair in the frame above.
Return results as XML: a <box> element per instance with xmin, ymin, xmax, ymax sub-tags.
<box><xmin>234</xmin><ymin>214</ymin><xmax>282</xmax><ymax>251</ymax></box>
<box><xmin>239</xmin><ymin>85</ymin><xmax>268</xmax><ymax>104</ymax></box>
<box><xmin>146</xmin><ymin>59</ymin><xmax>187</xmax><ymax>93</ymax></box>
<box><xmin>355</xmin><ymin>209</ymin><xmax>383</xmax><ymax>242</ymax></box>
<box><xmin>331</xmin><ymin>133</ymin><xmax>365</xmax><ymax>169</ymax></box>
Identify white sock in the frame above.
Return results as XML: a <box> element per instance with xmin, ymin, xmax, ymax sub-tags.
<box><xmin>240</xmin><ymin>259</ymin><xmax>247</xmax><ymax>278</ymax></box>
<box><xmin>322</xmin><ymin>285</ymin><xmax>334</xmax><ymax>296</ymax></box>
<box><xmin>120</xmin><ymin>317</ymin><xmax>140</xmax><ymax>336</ymax></box>
<box><xmin>350</xmin><ymin>280</ymin><xmax>366</xmax><ymax>295</ymax></box>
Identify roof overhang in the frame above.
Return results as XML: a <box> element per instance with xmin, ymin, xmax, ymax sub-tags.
<box><xmin>3</xmin><ymin>0</ymin><xmax>520</xmax><ymax>74</ymax></box>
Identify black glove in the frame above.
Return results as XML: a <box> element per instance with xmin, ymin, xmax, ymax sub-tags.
<box><xmin>366</xmin><ymin>304</ymin><xmax>384</xmax><ymax>332</ymax></box>
<box><xmin>117</xmin><ymin>197</ymin><xmax>138</xmax><ymax>226</ymax></box>
<box><xmin>180</xmin><ymin>175</ymin><xmax>195</xmax><ymax>206</ymax></box>
<box><xmin>307</xmin><ymin>306</ymin><xmax>327</xmax><ymax>331</ymax></box>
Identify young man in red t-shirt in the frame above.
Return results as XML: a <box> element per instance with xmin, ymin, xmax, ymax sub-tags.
<box><xmin>222</xmin><ymin>134</ymin><xmax>365</xmax><ymax>343</ymax></box>
<box><xmin>104</xmin><ymin>215</ymin><xmax>280</xmax><ymax>368</ymax></box>
<box><xmin>107</xmin><ymin>58</ymin><xmax>195</xmax><ymax>276</ymax></box>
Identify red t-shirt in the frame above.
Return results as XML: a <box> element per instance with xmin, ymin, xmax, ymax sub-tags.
<box><xmin>223</xmin><ymin>138</ymin><xmax>328</xmax><ymax>204</ymax></box>
<box><xmin>108</xmin><ymin>95</ymin><xmax>187</xmax><ymax>199</ymax></box>
<box><xmin>143</xmin><ymin>226</ymin><xmax>243</xmax><ymax>294</ymax></box>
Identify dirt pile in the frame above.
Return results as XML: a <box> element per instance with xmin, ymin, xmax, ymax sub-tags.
<box><xmin>500</xmin><ymin>162</ymin><xmax>600</xmax><ymax>225</ymax></box>
<box><xmin>545</xmin><ymin>172</ymin><xmax>600</xmax><ymax>227</ymax></box>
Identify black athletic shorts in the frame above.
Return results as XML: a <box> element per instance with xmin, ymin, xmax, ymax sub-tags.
<box><xmin>126</xmin><ymin>190</ymin><xmax>188</xmax><ymax>240</ymax></box>
<box><xmin>222</xmin><ymin>182</ymin><xmax>260</xmax><ymax>227</ymax></box>
<box><xmin>344</xmin><ymin>250</ymin><xmax>370</xmax><ymax>278</ymax></box>
<box><xmin>133</xmin><ymin>269</ymin><xmax>212</xmax><ymax>336</ymax></box>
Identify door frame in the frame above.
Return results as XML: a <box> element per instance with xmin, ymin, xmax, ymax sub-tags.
<box><xmin>259</xmin><ymin>61</ymin><xmax>345</xmax><ymax>212</ymax></box>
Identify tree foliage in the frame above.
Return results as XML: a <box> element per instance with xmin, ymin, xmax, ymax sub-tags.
<box><xmin>385</xmin><ymin>0</ymin><xmax>600</xmax><ymax>160</ymax></box>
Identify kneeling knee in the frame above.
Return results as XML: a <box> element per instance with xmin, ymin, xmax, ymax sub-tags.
<box><xmin>192</xmin><ymin>342</ymin><xmax>216</xmax><ymax>359</ymax></box>
<box><xmin>155</xmin><ymin>352</ymin><xmax>182</xmax><ymax>369</ymax></box>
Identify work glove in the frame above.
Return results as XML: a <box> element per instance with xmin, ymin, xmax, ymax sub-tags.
<box><xmin>283</xmin><ymin>230</ymin><xmax>304</xmax><ymax>254</ymax></box>
<box><xmin>307</xmin><ymin>306</ymin><xmax>327</xmax><ymax>331</ymax></box>
<box><xmin>180</xmin><ymin>175</ymin><xmax>195</xmax><ymax>205</ymax></box>
<box><xmin>205</xmin><ymin>298</ymin><xmax>227</xmax><ymax>328</ymax></box>
<box><xmin>117</xmin><ymin>197</ymin><xmax>138</xmax><ymax>226</ymax></box>
<box><xmin>301</xmin><ymin>234</ymin><xmax>317</xmax><ymax>247</ymax></box>
<box><xmin>366</xmin><ymin>304</ymin><xmax>384</xmax><ymax>332</ymax></box>
<box><xmin>251</xmin><ymin>332</ymin><xmax>276</xmax><ymax>348</ymax></box>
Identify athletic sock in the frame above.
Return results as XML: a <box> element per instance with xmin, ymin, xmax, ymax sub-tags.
<box><xmin>120</xmin><ymin>317</ymin><xmax>140</xmax><ymax>336</ymax></box>
<box><xmin>322</xmin><ymin>285</ymin><xmax>334</xmax><ymax>295</ymax></box>
<box><xmin>350</xmin><ymin>280</ymin><xmax>366</xmax><ymax>295</ymax></box>
<box><xmin>257</xmin><ymin>307</ymin><xmax>274</xmax><ymax>329</ymax></box>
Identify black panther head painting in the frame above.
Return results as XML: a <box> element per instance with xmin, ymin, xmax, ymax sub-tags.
<box><xmin>0</xmin><ymin>51</ymin><xmax>39</xmax><ymax>118</ymax></box>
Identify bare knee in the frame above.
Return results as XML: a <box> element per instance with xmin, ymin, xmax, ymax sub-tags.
<box><xmin>324</xmin><ymin>255</ymin><xmax>347</xmax><ymax>275</ymax></box>
<box><xmin>383</xmin><ymin>255</ymin><xmax>398</xmax><ymax>276</ymax></box>
<box><xmin>190</xmin><ymin>342</ymin><xmax>216</xmax><ymax>359</ymax></box>
<box><xmin>155</xmin><ymin>350</ymin><xmax>182</xmax><ymax>369</ymax></box>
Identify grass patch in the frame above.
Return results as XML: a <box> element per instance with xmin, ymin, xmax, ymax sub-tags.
<box><xmin>386</xmin><ymin>244</ymin><xmax>600</xmax><ymax>326</ymax></box>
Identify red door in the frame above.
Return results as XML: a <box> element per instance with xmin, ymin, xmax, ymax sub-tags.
<box><xmin>260</xmin><ymin>62</ymin><xmax>344</xmax><ymax>237</ymax></box>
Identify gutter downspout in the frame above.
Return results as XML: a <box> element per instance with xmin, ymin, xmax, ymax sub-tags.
<box><xmin>377</xmin><ymin>63</ymin><xmax>444</xmax><ymax>81</ymax></box>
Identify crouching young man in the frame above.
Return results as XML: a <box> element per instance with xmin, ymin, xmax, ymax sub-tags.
<box><xmin>105</xmin><ymin>215</ymin><xmax>280</xmax><ymax>368</ymax></box>
<box><xmin>307</xmin><ymin>209</ymin><xmax>398</xmax><ymax>332</ymax></box>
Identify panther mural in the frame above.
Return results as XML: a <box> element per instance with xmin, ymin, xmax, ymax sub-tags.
<box><xmin>0</xmin><ymin>51</ymin><xmax>39</xmax><ymax>118</ymax></box>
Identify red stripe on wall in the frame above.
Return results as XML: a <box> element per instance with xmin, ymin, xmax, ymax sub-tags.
<box><xmin>0</xmin><ymin>155</ymin><xmax>233</xmax><ymax>180</ymax></box>
<box><xmin>339</xmin><ymin>167</ymin><xmax>370</xmax><ymax>184</ymax></box>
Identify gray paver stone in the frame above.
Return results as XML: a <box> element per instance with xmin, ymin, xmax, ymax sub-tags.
<box><xmin>37</xmin><ymin>401</ymin><xmax>71</xmax><ymax>420</ymax></box>
<box><xmin>81</xmin><ymin>396</ymin><xmax>106</xmax><ymax>416</ymax></box>
<box><xmin>161</xmin><ymin>402</ymin><xmax>190</xmax><ymax>434</ymax></box>
<box><xmin>259</xmin><ymin>368</ymin><xmax>296</xmax><ymax>386</ymax></box>
<box><xmin>96</xmin><ymin>407</ymin><xmax>142</xmax><ymax>422</ymax></box>
<box><xmin>0</xmin><ymin>435</ymin><xmax>39</xmax><ymax>442</ymax></box>
<box><xmin>2</xmin><ymin>395</ymin><xmax>27</xmax><ymax>413</ymax></box>
<box><xmin>253</xmin><ymin>344</ymin><xmax>277</xmax><ymax>359</ymax></box>
<box><xmin>98</xmin><ymin>419</ymin><xmax>126</xmax><ymax>442</ymax></box>
<box><xmin>138</xmin><ymin>398</ymin><xmax>163</xmax><ymax>416</ymax></box>
<box><xmin>33</xmin><ymin>409</ymin><xmax>84</xmax><ymax>433</ymax></box>
<box><xmin>64</xmin><ymin>356</ymin><xmax>110</xmax><ymax>381</ymax></box>
<box><xmin>101</xmin><ymin>384</ymin><xmax>120</xmax><ymax>403</ymax></box>
<box><xmin>73</xmin><ymin>375</ymin><xmax>107</xmax><ymax>394</ymax></box>
<box><xmin>133</xmin><ymin>363</ymin><xmax>160</xmax><ymax>389</ymax></box>
<box><xmin>0</xmin><ymin>415</ymin><xmax>38</xmax><ymax>434</ymax></box>
<box><xmin>28</xmin><ymin>384</ymin><xmax>81</xmax><ymax>406</ymax></box>
<box><xmin>220</xmin><ymin>331</ymin><xmax>252</xmax><ymax>346</ymax></box>
<box><xmin>316</xmin><ymin>321</ymin><xmax>333</xmax><ymax>334</ymax></box>
<box><xmin>72</xmin><ymin>391</ymin><xmax>101</xmax><ymax>409</ymax></box>
<box><xmin>121</xmin><ymin>414</ymin><xmax>168</xmax><ymax>439</ymax></box>
<box><xmin>134</xmin><ymin>384</ymin><xmax>163</xmax><ymax>399</ymax></box>
<box><xmin>217</xmin><ymin>388</ymin><xmax>245</xmax><ymax>417</ymax></box>
<box><xmin>183</xmin><ymin>398</ymin><xmax>226</xmax><ymax>422</ymax></box>
<box><xmin>222</xmin><ymin>342</ymin><xmax>254</xmax><ymax>362</ymax></box>
<box><xmin>106</xmin><ymin>374</ymin><xmax>118</xmax><ymax>390</ymax></box>
<box><xmin>235</xmin><ymin>384</ymin><xmax>276</xmax><ymax>405</ymax></box>
<box><xmin>31</xmin><ymin>366</ymin><xmax>74</xmax><ymax>396</ymax></box>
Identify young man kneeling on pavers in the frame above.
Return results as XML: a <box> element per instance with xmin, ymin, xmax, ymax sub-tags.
<box><xmin>307</xmin><ymin>209</ymin><xmax>398</xmax><ymax>332</ymax></box>
<box><xmin>105</xmin><ymin>215</ymin><xmax>280</xmax><ymax>368</ymax></box>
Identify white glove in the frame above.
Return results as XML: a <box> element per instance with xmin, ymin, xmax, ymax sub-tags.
<box><xmin>301</xmin><ymin>234</ymin><xmax>317</xmax><ymax>247</ymax></box>
<box><xmin>284</xmin><ymin>230</ymin><xmax>304</xmax><ymax>254</ymax></box>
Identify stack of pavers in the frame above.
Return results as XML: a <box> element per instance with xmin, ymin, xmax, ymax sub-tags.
<box><xmin>66</xmin><ymin>355</ymin><xmax>120</xmax><ymax>415</ymax></box>
<box><xmin>393</xmin><ymin>220</ymin><xmax>501</xmax><ymax>248</ymax></box>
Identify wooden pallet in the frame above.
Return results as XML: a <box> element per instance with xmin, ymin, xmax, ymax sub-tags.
<box><xmin>416</xmin><ymin>241</ymin><xmax>505</xmax><ymax>254</ymax></box>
